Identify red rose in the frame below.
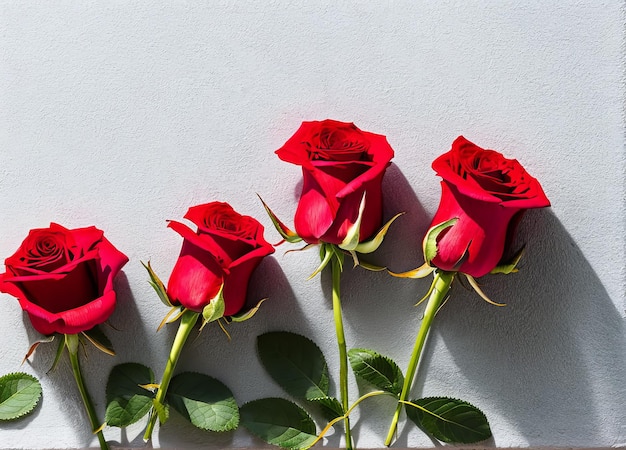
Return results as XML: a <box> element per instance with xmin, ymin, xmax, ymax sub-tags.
<box><xmin>428</xmin><ymin>136</ymin><xmax>550</xmax><ymax>277</ymax></box>
<box><xmin>0</xmin><ymin>223</ymin><xmax>128</xmax><ymax>335</ymax></box>
<box><xmin>166</xmin><ymin>202</ymin><xmax>275</xmax><ymax>316</ymax></box>
<box><xmin>276</xmin><ymin>119</ymin><xmax>394</xmax><ymax>245</ymax></box>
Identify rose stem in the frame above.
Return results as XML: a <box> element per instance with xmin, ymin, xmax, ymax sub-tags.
<box><xmin>143</xmin><ymin>309</ymin><xmax>199</xmax><ymax>442</ymax></box>
<box><xmin>65</xmin><ymin>334</ymin><xmax>110</xmax><ymax>450</ymax></box>
<box><xmin>384</xmin><ymin>270</ymin><xmax>454</xmax><ymax>447</ymax></box>
<box><xmin>331</xmin><ymin>252</ymin><xmax>354</xmax><ymax>450</ymax></box>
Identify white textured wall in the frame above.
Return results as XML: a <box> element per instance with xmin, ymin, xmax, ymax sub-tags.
<box><xmin>0</xmin><ymin>1</ymin><xmax>624</xmax><ymax>449</ymax></box>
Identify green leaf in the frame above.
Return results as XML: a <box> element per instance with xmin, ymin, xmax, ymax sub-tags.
<box><xmin>0</xmin><ymin>373</ymin><xmax>42</xmax><ymax>421</ymax></box>
<box><xmin>82</xmin><ymin>325</ymin><xmax>115</xmax><ymax>356</ymax></box>
<box><xmin>257</xmin><ymin>332</ymin><xmax>329</xmax><ymax>401</ymax></box>
<box><xmin>353</xmin><ymin>212</ymin><xmax>404</xmax><ymax>254</ymax></box>
<box><xmin>240</xmin><ymin>398</ymin><xmax>317</xmax><ymax>450</ymax></box>
<box><xmin>142</xmin><ymin>260</ymin><xmax>173</xmax><ymax>307</ymax></box>
<box><xmin>348</xmin><ymin>348</ymin><xmax>404</xmax><ymax>396</ymax></box>
<box><xmin>405</xmin><ymin>396</ymin><xmax>492</xmax><ymax>444</ymax></box>
<box><xmin>166</xmin><ymin>372</ymin><xmax>239</xmax><ymax>432</ymax></box>
<box><xmin>105</xmin><ymin>363</ymin><xmax>155</xmax><ymax>427</ymax></box>
<box><xmin>423</xmin><ymin>218</ymin><xmax>458</xmax><ymax>265</ymax></box>
<box><xmin>308</xmin><ymin>395</ymin><xmax>343</xmax><ymax>421</ymax></box>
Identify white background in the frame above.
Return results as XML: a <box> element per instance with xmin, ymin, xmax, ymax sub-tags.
<box><xmin>0</xmin><ymin>1</ymin><xmax>624</xmax><ymax>449</ymax></box>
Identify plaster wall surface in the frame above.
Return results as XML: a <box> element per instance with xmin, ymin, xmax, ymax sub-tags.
<box><xmin>0</xmin><ymin>1</ymin><xmax>624</xmax><ymax>449</ymax></box>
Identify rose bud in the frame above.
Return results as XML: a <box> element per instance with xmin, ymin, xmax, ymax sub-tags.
<box><xmin>275</xmin><ymin>119</ymin><xmax>394</xmax><ymax>245</ymax></box>
<box><xmin>0</xmin><ymin>223</ymin><xmax>128</xmax><ymax>335</ymax></box>
<box><xmin>166</xmin><ymin>202</ymin><xmax>275</xmax><ymax>316</ymax></box>
<box><xmin>427</xmin><ymin>136</ymin><xmax>550</xmax><ymax>277</ymax></box>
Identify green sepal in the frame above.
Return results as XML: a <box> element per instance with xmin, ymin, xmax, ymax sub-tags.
<box><xmin>353</xmin><ymin>212</ymin><xmax>404</xmax><ymax>254</ymax></box>
<box><xmin>157</xmin><ymin>306</ymin><xmax>186</xmax><ymax>331</ymax></box>
<box><xmin>329</xmin><ymin>244</ymin><xmax>345</xmax><ymax>272</ymax></box>
<box><xmin>142</xmin><ymin>260</ymin><xmax>173</xmax><ymax>307</ymax></box>
<box><xmin>200</xmin><ymin>284</ymin><xmax>225</xmax><ymax>329</ymax></box>
<box><xmin>388</xmin><ymin>262</ymin><xmax>435</xmax><ymax>279</ymax></box>
<box><xmin>225</xmin><ymin>298</ymin><xmax>267</xmax><ymax>323</ymax></box>
<box><xmin>48</xmin><ymin>335</ymin><xmax>66</xmax><ymax>373</ymax></box>
<box><xmin>258</xmin><ymin>194</ymin><xmax>302</xmax><ymax>243</ymax></box>
<box><xmin>0</xmin><ymin>372</ymin><xmax>42</xmax><ymax>421</ymax></box>
<box><xmin>464</xmin><ymin>274</ymin><xmax>506</xmax><ymax>307</ymax></box>
<box><xmin>308</xmin><ymin>243</ymin><xmax>333</xmax><ymax>279</ymax></box>
<box><xmin>22</xmin><ymin>335</ymin><xmax>55</xmax><ymax>365</ymax></box>
<box><xmin>423</xmin><ymin>218</ymin><xmax>458</xmax><ymax>265</ymax></box>
<box><xmin>338</xmin><ymin>192</ymin><xmax>367</xmax><ymax>251</ymax></box>
<box><xmin>490</xmin><ymin>246</ymin><xmax>525</xmax><ymax>274</ymax></box>
<box><xmin>405</xmin><ymin>396</ymin><xmax>492</xmax><ymax>444</ymax></box>
<box><xmin>82</xmin><ymin>325</ymin><xmax>115</xmax><ymax>356</ymax></box>
<box><xmin>355</xmin><ymin>258</ymin><xmax>387</xmax><ymax>271</ymax></box>
<box><xmin>64</xmin><ymin>333</ymin><xmax>80</xmax><ymax>356</ymax></box>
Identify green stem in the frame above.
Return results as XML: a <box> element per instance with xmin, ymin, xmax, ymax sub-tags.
<box><xmin>65</xmin><ymin>334</ymin><xmax>109</xmax><ymax>450</ymax></box>
<box><xmin>331</xmin><ymin>252</ymin><xmax>354</xmax><ymax>450</ymax></box>
<box><xmin>384</xmin><ymin>270</ymin><xmax>454</xmax><ymax>447</ymax></box>
<box><xmin>143</xmin><ymin>309</ymin><xmax>199</xmax><ymax>442</ymax></box>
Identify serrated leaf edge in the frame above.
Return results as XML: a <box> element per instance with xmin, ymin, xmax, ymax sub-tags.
<box><xmin>0</xmin><ymin>372</ymin><xmax>42</xmax><ymax>421</ymax></box>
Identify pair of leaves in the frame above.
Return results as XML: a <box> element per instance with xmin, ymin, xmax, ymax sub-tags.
<box><xmin>349</xmin><ymin>348</ymin><xmax>491</xmax><ymax>444</ymax></box>
<box><xmin>105</xmin><ymin>363</ymin><xmax>238</xmax><ymax>432</ymax></box>
<box><xmin>240</xmin><ymin>332</ymin><xmax>339</xmax><ymax>449</ymax></box>
<box><xmin>0</xmin><ymin>372</ymin><xmax>42</xmax><ymax>421</ymax></box>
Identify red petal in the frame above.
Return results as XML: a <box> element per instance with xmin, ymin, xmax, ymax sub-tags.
<box><xmin>166</xmin><ymin>242</ymin><xmax>224</xmax><ymax>312</ymax></box>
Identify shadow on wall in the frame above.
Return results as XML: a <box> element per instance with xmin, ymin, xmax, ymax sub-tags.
<box><xmin>420</xmin><ymin>209</ymin><xmax>625</xmax><ymax>447</ymax></box>
<box><xmin>11</xmin><ymin>271</ymin><xmax>145</xmax><ymax>448</ymax></box>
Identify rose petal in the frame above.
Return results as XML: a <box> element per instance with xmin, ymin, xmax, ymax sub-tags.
<box><xmin>166</xmin><ymin>240</ymin><xmax>225</xmax><ymax>313</ymax></box>
<box><xmin>294</xmin><ymin>171</ymin><xmax>335</xmax><ymax>243</ymax></box>
<box><xmin>19</xmin><ymin>290</ymin><xmax>117</xmax><ymax>336</ymax></box>
<box><xmin>168</xmin><ymin>220</ymin><xmax>231</xmax><ymax>268</ymax></box>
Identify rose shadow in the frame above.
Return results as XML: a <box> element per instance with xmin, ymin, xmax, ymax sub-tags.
<box><xmin>17</xmin><ymin>271</ymin><xmax>155</xmax><ymax>448</ymax></box>
<box><xmin>412</xmin><ymin>209</ymin><xmax>625</xmax><ymax>447</ymax></box>
<box><xmin>318</xmin><ymin>164</ymin><xmax>437</xmax><ymax>447</ymax></box>
<box><xmin>155</xmin><ymin>255</ymin><xmax>345</xmax><ymax>449</ymax></box>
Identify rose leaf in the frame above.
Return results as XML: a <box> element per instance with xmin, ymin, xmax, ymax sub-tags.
<box><xmin>405</xmin><ymin>396</ymin><xmax>492</xmax><ymax>444</ymax></box>
<box><xmin>240</xmin><ymin>398</ymin><xmax>317</xmax><ymax>450</ymax></box>
<box><xmin>348</xmin><ymin>348</ymin><xmax>404</xmax><ymax>396</ymax></box>
<box><xmin>0</xmin><ymin>372</ymin><xmax>42</xmax><ymax>421</ymax></box>
<box><xmin>165</xmin><ymin>372</ymin><xmax>238</xmax><ymax>432</ymax></box>
<box><xmin>105</xmin><ymin>363</ymin><xmax>155</xmax><ymax>427</ymax></box>
<box><xmin>257</xmin><ymin>331</ymin><xmax>330</xmax><ymax>401</ymax></box>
